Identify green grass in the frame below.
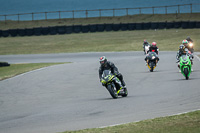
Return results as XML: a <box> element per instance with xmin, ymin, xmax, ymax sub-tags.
<box><xmin>1</xmin><ymin>13</ymin><xmax>200</xmax><ymax>30</ymax></box>
<box><xmin>0</xmin><ymin>62</ymin><xmax>68</xmax><ymax>80</ymax></box>
<box><xmin>0</xmin><ymin>28</ymin><xmax>200</xmax><ymax>55</ymax></box>
<box><xmin>62</xmin><ymin>110</ymin><xmax>200</xmax><ymax>133</ymax></box>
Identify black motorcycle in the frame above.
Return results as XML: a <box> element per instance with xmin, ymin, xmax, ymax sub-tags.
<box><xmin>101</xmin><ymin>70</ymin><xmax>128</xmax><ymax>99</ymax></box>
<box><xmin>146</xmin><ymin>52</ymin><xmax>158</xmax><ymax>72</ymax></box>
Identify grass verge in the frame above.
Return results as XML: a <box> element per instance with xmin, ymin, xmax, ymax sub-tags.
<box><xmin>62</xmin><ymin>110</ymin><xmax>200</xmax><ymax>133</ymax></box>
<box><xmin>0</xmin><ymin>62</ymin><xmax>68</xmax><ymax>80</ymax></box>
<box><xmin>0</xmin><ymin>29</ymin><xmax>200</xmax><ymax>55</ymax></box>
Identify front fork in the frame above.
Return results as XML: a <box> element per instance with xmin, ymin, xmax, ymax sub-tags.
<box><xmin>181</xmin><ymin>65</ymin><xmax>191</xmax><ymax>76</ymax></box>
<box><xmin>112</xmin><ymin>78</ymin><xmax>123</xmax><ymax>94</ymax></box>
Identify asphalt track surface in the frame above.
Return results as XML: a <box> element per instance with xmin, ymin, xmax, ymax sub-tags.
<box><xmin>0</xmin><ymin>51</ymin><xmax>200</xmax><ymax>133</ymax></box>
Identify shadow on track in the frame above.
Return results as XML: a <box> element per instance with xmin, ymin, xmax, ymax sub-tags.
<box><xmin>95</xmin><ymin>95</ymin><xmax>134</xmax><ymax>101</ymax></box>
<box><xmin>171</xmin><ymin>77</ymin><xmax>200</xmax><ymax>81</ymax></box>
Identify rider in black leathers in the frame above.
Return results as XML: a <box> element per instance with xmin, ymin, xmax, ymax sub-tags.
<box><xmin>176</xmin><ymin>41</ymin><xmax>193</xmax><ymax>65</ymax></box>
<box><xmin>148</xmin><ymin>42</ymin><xmax>159</xmax><ymax>55</ymax></box>
<box><xmin>145</xmin><ymin>42</ymin><xmax>159</xmax><ymax>64</ymax></box>
<box><xmin>99</xmin><ymin>56</ymin><xmax>126</xmax><ymax>89</ymax></box>
<box><xmin>176</xmin><ymin>44</ymin><xmax>189</xmax><ymax>61</ymax></box>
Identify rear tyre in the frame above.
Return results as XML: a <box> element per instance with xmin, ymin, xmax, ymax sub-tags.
<box><xmin>122</xmin><ymin>88</ymin><xmax>128</xmax><ymax>97</ymax></box>
<box><xmin>107</xmin><ymin>85</ymin><xmax>118</xmax><ymax>99</ymax></box>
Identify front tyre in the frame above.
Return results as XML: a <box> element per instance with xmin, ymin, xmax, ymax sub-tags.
<box><xmin>184</xmin><ymin>68</ymin><xmax>189</xmax><ymax>80</ymax></box>
<box><xmin>107</xmin><ymin>84</ymin><xmax>118</xmax><ymax>99</ymax></box>
<box><xmin>150</xmin><ymin>62</ymin><xmax>154</xmax><ymax>72</ymax></box>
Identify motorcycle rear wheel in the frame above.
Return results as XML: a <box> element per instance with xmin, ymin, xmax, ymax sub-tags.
<box><xmin>122</xmin><ymin>88</ymin><xmax>128</xmax><ymax>97</ymax></box>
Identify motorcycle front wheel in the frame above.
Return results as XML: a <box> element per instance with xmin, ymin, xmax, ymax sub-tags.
<box><xmin>184</xmin><ymin>68</ymin><xmax>189</xmax><ymax>80</ymax></box>
<box><xmin>107</xmin><ymin>84</ymin><xmax>118</xmax><ymax>99</ymax></box>
<box><xmin>150</xmin><ymin>62</ymin><xmax>154</xmax><ymax>72</ymax></box>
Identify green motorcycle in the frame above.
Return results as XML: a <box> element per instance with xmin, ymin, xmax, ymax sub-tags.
<box><xmin>179</xmin><ymin>55</ymin><xmax>192</xmax><ymax>80</ymax></box>
<box><xmin>101</xmin><ymin>70</ymin><xmax>128</xmax><ymax>99</ymax></box>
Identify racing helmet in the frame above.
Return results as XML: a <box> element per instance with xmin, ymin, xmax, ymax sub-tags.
<box><xmin>152</xmin><ymin>42</ymin><xmax>157</xmax><ymax>47</ymax></box>
<box><xmin>182</xmin><ymin>39</ymin><xmax>188</xmax><ymax>46</ymax></box>
<box><xmin>144</xmin><ymin>39</ymin><xmax>148</xmax><ymax>44</ymax></box>
<box><xmin>186</xmin><ymin>36</ymin><xmax>190</xmax><ymax>40</ymax></box>
<box><xmin>99</xmin><ymin>56</ymin><xmax>107</xmax><ymax>66</ymax></box>
<box><xmin>179</xmin><ymin>44</ymin><xmax>185</xmax><ymax>51</ymax></box>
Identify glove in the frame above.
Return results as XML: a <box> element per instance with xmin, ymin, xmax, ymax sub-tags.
<box><xmin>100</xmin><ymin>79</ymin><xmax>105</xmax><ymax>86</ymax></box>
<box><xmin>114</xmin><ymin>70</ymin><xmax>119</xmax><ymax>76</ymax></box>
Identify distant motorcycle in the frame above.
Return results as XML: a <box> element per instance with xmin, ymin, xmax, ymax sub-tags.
<box><xmin>101</xmin><ymin>70</ymin><xmax>128</xmax><ymax>99</ymax></box>
<box><xmin>146</xmin><ymin>52</ymin><xmax>158</xmax><ymax>72</ymax></box>
<box><xmin>188</xmin><ymin>41</ymin><xmax>194</xmax><ymax>53</ymax></box>
<box><xmin>144</xmin><ymin>45</ymin><xmax>150</xmax><ymax>55</ymax></box>
<box><xmin>179</xmin><ymin>55</ymin><xmax>192</xmax><ymax>80</ymax></box>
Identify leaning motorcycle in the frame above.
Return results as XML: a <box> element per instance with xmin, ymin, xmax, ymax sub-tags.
<box><xmin>179</xmin><ymin>55</ymin><xmax>192</xmax><ymax>80</ymax></box>
<box><xmin>101</xmin><ymin>70</ymin><xmax>128</xmax><ymax>99</ymax></box>
<box><xmin>146</xmin><ymin>52</ymin><xmax>158</xmax><ymax>72</ymax></box>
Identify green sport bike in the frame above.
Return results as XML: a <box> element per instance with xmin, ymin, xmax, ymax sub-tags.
<box><xmin>101</xmin><ymin>70</ymin><xmax>128</xmax><ymax>99</ymax></box>
<box><xmin>179</xmin><ymin>55</ymin><xmax>192</xmax><ymax>80</ymax></box>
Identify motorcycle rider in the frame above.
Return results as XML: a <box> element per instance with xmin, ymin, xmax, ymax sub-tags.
<box><xmin>145</xmin><ymin>42</ymin><xmax>159</xmax><ymax>65</ymax></box>
<box><xmin>99</xmin><ymin>56</ymin><xmax>126</xmax><ymax>90</ymax></box>
<box><xmin>143</xmin><ymin>39</ymin><xmax>150</xmax><ymax>54</ymax></box>
<box><xmin>181</xmin><ymin>40</ymin><xmax>194</xmax><ymax>60</ymax></box>
<box><xmin>149</xmin><ymin>42</ymin><xmax>159</xmax><ymax>55</ymax></box>
<box><xmin>176</xmin><ymin>44</ymin><xmax>193</xmax><ymax>71</ymax></box>
<box><xmin>185</xmin><ymin>37</ymin><xmax>194</xmax><ymax>53</ymax></box>
<box><xmin>176</xmin><ymin>44</ymin><xmax>189</xmax><ymax>61</ymax></box>
<box><xmin>186</xmin><ymin>36</ymin><xmax>193</xmax><ymax>43</ymax></box>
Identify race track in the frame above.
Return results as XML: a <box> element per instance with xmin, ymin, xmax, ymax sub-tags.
<box><xmin>0</xmin><ymin>51</ymin><xmax>200</xmax><ymax>133</ymax></box>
